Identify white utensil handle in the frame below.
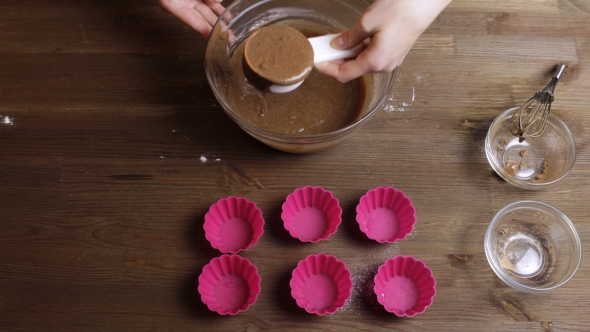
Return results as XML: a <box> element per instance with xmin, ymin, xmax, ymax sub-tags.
<box><xmin>308</xmin><ymin>34</ymin><xmax>363</xmax><ymax>63</ymax></box>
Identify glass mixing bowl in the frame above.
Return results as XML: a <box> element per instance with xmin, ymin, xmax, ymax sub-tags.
<box><xmin>205</xmin><ymin>0</ymin><xmax>396</xmax><ymax>153</ymax></box>
<box><xmin>484</xmin><ymin>201</ymin><xmax>582</xmax><ymax>293</ymax></box>
<box><xmin>485</xmin><ymin>107</ymin><xmax>576</xmax><ymax>189</ymax></box>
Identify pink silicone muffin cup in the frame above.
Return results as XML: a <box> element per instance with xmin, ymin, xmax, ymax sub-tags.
<box><xmin>204</xmin><ymin>196</ymin><xmax>264</xmax><ymax>253</ymax></box>
<box><xmin>356</xmin><ymin>186</ymin><xmax>416</xmax><ymax>243</ymax></box>
<box><xmin>374</xmin><ymin>255</ymin><xmax>436</xmax><ymax>317</ymax></box>
<box><xmin>198</xmin><ymin>254</ymin><xmax>261</xmax><ymax>315</ymax></box>
<box><xmin>290</xmin><ymin>253</ymin><xmax>352</xmax><ymax>315</ymax></box>
<box><xmin>281</xmin><ymin>186</ymin><xmax>342</xmax><ymax>243</ymax></box>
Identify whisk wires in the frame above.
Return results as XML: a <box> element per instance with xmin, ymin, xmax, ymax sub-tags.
<box><xmin>510</xmin><ymin>63</ymin><xmax>567</xmax><ymax>142</ymax></box>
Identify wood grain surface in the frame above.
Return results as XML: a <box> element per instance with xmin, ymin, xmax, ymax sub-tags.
<box><xmin>1</xmin><ymin>0</ymin><xmax>590</xmax><ymax>331</ymax></box>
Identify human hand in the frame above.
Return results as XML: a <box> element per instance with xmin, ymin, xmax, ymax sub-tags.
<box><xmin>315</xmin><ymin>0</ymin><xmax>452</xmax><ymax>83</ymax></box>
<box><xmin>158</xmin><ymin>0</ymin><xmax>225</xmax><ymax>39</ymax></box>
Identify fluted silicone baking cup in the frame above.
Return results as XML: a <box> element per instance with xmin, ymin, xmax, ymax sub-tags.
<box><xmin>198</xmin><ymin>254</ymin><xmax>261</xmax><ymax>315</ymax></box>
<box><xmin>356</xmin><ymin>186</ymin><xmax>416</xmax><ymax>243</ymax></box>
<box><xmin>204</xmin><ymin>196</ymin><xmax>264</xmax><ymax>253</ymax></box>
<box><xmin>290</xmin><ymin>253</ymin><xmax>352</xmax><ymax>315</ymax></box>
<box><xmin>374</xmin><ymin>255</ymin><xmax>436</xmax><ymax>317</ymax></box>
<box><xmin>281</xmin><ymin>186</ymin><xmax>342</xmax><ymax>243</ymax></box>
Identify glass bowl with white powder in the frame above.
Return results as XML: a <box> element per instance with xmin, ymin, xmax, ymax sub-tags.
<box><xmin>485</xmin><ymin>200</ymin><xmax>581</xmax><ymax>293</ymax></box>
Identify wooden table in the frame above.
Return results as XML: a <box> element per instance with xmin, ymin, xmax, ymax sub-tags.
<box><xmin>1</xmin><ymin>0</ymin><xmax>589</xmax><ymax>331</ymax></box>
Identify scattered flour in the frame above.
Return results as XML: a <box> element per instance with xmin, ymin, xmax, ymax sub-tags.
<box><xmin>414</xmin><ymin>73</ymin><xmax>429</xmax><ymax>84</ymax></box>
<box><xmin>2</xmin><ymin>116</ymin><xmax>14</xmax><ymax>125</ymax></box>
<box><xmin>383</xmin><ymin>86</ymin><xmax>417</xmax><ymax>114</ymax></box>
<box><xmin>340</xmin><ymin>244</ymin><xmax>402</xmax><ymax>314</ymax></box>
<box><xmin>340</xmin><ymin>266</ymin><xmax>379</xmax><ymax>313</ymax></box>
<box><xmin>199</xmin><ymin>155</ymin><xmax>222</xmax><ymax>162</ymax></box>
<box><xmin>384</xmin><ymin>105</ymin><xmax>406</xmax><ymax>113</ymax></box>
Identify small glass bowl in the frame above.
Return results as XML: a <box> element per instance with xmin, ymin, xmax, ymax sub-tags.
<box><xmin>484</xmin><ymin>201</ymin><xmax>582</xmax><ymax>293</ymax></box>
<box><xmin>485</xmin><ymin>107</ymin><xmax>576</xmax><ymax>189</ymax></box>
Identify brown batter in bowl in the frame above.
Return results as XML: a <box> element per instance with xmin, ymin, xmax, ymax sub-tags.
<box><xmin>205</xmin><ymin>0</ymin><xmax>396</xmax><ymax>153</ymax></box>
<box><xmin>212</xmin><ymin>21</ymin><xmax>367</xmax><ymax>136</ymax></box>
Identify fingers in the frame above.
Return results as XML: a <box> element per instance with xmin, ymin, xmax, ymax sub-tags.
<box><xmin>330</xmin><ymin>13</ymin><xmax>375</xmax><ymax>50</ymax></box>
<box><xmin>193</xmin><ymin>1</ymin><xmax>219</xmax><ymax>27</ymax></box>
<box><xmin>315</xmin><ymin>57</ymin><xmax>371</xmax><ymax>83</ymax></box>
<box><xmin>159</xmin><ymin>0</ymin><xmax>225</xmax><ymax>39</ymax></box>
<box><xmin>179</xmin><ymin>7</ymin><xmax>215</xmax><ymax>39</ymax></box>
<box><xmin>203</xmin><ymin>0</ymin><xmax>226</xmax><ymax>16</ymax></box>
<box><xmin>316</xmin><ymin>36</ymin><xmax>409</xmax><ymax>83</ymax></box>
<box><xmin>314</xmin><ymin>59</ymin><xmax>345</xmax><ymax>76</ymax></box>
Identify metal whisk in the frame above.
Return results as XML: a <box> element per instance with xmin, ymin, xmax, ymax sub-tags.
<box><xmin>510</xmin><ymin>63</ymin><xmax>567</xmax><ymax>142</ymax></box>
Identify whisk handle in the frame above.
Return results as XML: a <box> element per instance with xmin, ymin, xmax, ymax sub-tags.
<box><xmin>554</xmin><ymin>63</ymin><xmax>567</xmax><ymax>81</ymax></box>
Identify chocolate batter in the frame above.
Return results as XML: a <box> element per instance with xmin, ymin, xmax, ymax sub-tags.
<box><xmin>244</xmin><ymin>25</ymin><xmax>314</xmax><ymax>86</ymax></box>
<box><xmin>207</xmin><ymin>21</ymin><xmax>369</xmax><ymax>135</ymax></box>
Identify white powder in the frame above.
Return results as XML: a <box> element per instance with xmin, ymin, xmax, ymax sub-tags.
<box><xmin>200</xmin><ymin>155</ymin><xmax>207</xmax><ymax>162</ymax></box>
<box><xmin>2</xmin><ymin>116</ymin><xmax>14</xmax><ymax>125</ymax></box>
<box><xmin>384</xmin><ymin>105</ymin><xmax>405</xmax><ymax>113</ymax></box>
<box><xmin>340</xmin><ymin>244</ymin><xmax>403</xmax><ymax>314</ymax></box>
<box><xmin>414</xmin><ymin>73</ymin><xmax>429</xmax><ymax>83</ymax></box>
<box><xmin>340</xmin><ymin>264</ymin><xmax>383</xmax><ymax>314</ymax></box>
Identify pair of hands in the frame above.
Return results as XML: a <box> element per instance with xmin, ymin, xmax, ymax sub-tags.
<box><xmin>158</xmin><ymin>0</ymin><xmax>451</xmax><ymax>83</ymax></box>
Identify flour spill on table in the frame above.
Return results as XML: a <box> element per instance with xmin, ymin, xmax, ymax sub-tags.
<box><xmin>1</xmin><ymin>116</ymin><xmax>14</xmax><ymax>125</ymax></box>
<box><xmin>414</xmin><ymin>73</ymin><xmax>429</xmax><ymax>83</ymax></box>
<box><xmin>384</xmin><ymin>105</ymin><xmax>406</xmax><ymax>113</ymax></box>
<box><xmin>340</xmin><ymin>244</ymin><xmax>402</xmax><ymax>313</ymax></box>
<box><xmin>200</xmin><ymin>155</ymin><xmax>222</xmax><ymax>163</ymax></box>
<box><xmin>383</xmin><ymin>85</ymin><xmax>419</xmax><ymax>114</ymax></box>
